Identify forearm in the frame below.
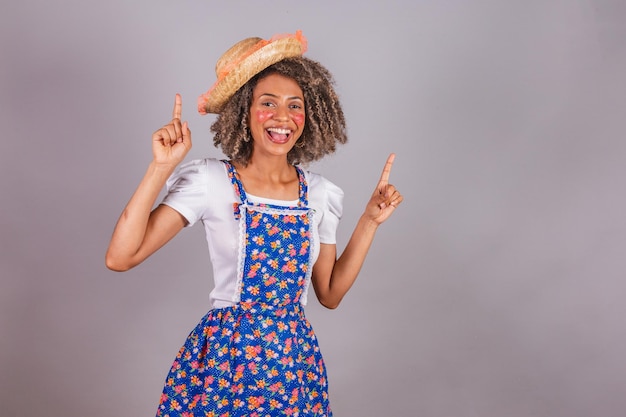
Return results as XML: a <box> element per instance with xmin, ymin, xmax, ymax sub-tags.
<box><xmin>318</xmin><ymin>215</ymin><xmax>379</xmax><ymax>308</ymax></box>
<box><xmin>105</xmin><ymin>162</ymin><xmax>176</xmax><ymax>269</ymax></box>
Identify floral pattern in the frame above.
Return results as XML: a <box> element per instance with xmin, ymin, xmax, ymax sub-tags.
<box><xmin>156</xmin><ymin>161</ymin><xmax>331</xmax><ymax>416</ymax></box>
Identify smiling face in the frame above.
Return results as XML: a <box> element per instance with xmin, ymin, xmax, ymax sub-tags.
<box><xmin>248</xmin><ymin>73</ymin><xmax>306</xmax><ymax>160</ymax></box>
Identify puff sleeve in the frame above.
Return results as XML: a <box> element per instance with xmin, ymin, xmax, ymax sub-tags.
<box><xmin>161</xmin><ymin>159</ymin><xmax>210</xmax><ymax>227</ymax></box>
<box><xmin>314</xmin><ymin>176</ymin><xmax>344</xmax><ymax>244</ymax></box>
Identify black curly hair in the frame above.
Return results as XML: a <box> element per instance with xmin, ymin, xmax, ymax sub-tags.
<box><xmin>210</xmin><ymin>56</ymin><xmax>347</xmax><ymax>166</ymax></box>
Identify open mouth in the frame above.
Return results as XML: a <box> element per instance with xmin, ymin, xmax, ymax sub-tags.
<box><xmin>266</xmin><ymin>127</ymin><xmax>292</xmax><ymax>144</ymax></box>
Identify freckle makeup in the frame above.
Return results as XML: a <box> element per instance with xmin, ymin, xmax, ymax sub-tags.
<box><xmin>255</xmin><ymin>110</ymin><xmax>274</xmax><ymax>123</ymax></box>
<box><xmin>292</xmin><ymin>113</ymin><xmax>305</xmax><ymax>126</ymax></box>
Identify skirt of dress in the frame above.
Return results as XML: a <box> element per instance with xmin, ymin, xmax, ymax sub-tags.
<box><xmin>155</xmin><ymin>302</ymin><xmax>332</xmax><ymax>417</ymax></box>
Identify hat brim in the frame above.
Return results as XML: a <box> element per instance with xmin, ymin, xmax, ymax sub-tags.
<box><xmin>198</xmin><ymin>35</ymin><xmax>306</xmax><ymax>114</ymax></box>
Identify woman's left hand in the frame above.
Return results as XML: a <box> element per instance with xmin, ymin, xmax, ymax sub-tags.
<box><xmin>364</xmin><ymin>153</ymin><xmax>404</xmax><ymax>225</ymax></box>
<box><xmin>311</xmin><ymin>153</ymin><xmax>403</xmax><ymax>308</ymax></box>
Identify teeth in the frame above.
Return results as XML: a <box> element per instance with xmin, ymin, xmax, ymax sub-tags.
<box><xmin>267</xmin><ymin>128</ymin><xmax>291</xmax><ymax>134</ymax></box>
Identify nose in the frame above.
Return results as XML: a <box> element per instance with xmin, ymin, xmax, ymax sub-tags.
<box><xmin>273</xmin><ymin>104</ymin><xmax>289</xmax><ymax>121</ymax></box>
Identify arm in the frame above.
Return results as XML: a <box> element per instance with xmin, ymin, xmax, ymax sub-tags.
<box><xmin>105</xmin><ymin>94</ymin><xmax>192</xmax><ymax>271</ymax></box>
<box><xmin>311</xmin><ymin>154</ymin><xmax>403</xmax><ymax>309</ymax></box>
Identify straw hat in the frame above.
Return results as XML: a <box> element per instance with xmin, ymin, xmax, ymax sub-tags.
<box><xmin>197</xmin><ymin>30</ymin><xmax>308</xmax><ymax>115</ymax></box>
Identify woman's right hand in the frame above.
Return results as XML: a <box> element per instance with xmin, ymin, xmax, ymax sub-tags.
<box><xmin>105</xmin><ymin>94</ymin><xmax>191</xmax><ymax>272</ymax></box>
<box><xmin>152</xmin><ymin>93</ymin><xmax>192</xmax><ymax>166</ymax></box>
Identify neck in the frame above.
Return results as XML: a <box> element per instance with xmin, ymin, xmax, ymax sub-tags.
<box><xmin>236</xmin><ymin>154</ymin><xmax>293</xmax><ymax>182</ymax></box>
<box><xmin>232</xmin><ymin>154</ymin><xmax>299</xmax><ymax>200</ymax></box>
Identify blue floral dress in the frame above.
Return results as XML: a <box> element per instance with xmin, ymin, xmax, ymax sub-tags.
<box><xmin>156</xmin><ymin>161</ymin><xmax>332</xmax><ymax>417</ymax></box>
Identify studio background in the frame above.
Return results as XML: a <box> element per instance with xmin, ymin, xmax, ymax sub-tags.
<box><xmin>1</xmin><ymin>1</ymin><xmax>625</xmax><ymax>416</ymax></box>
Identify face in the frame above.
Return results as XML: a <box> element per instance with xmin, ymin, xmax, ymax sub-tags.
<box><xmin>248</xmin><ymin>73</ymin><xmax>306</xmax><ymax>159</ymax></box>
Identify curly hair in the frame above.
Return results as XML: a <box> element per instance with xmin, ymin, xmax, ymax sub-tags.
<box><xmin>210</xmin><ymin>56</ymin><xmax>347</xmax><ymax>166</ymax></box>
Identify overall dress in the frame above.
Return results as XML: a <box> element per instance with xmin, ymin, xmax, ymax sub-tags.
<box><xmin>156</xmin><ymin>161</ymin><xmax>332</xmax><ymax>417</ymax></box>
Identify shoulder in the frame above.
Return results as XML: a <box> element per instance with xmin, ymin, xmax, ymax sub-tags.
<box><xmin>303</xmin><ymin>169</ymin><xmax>344</xmax><ymax>217</ymax></box>
<box><xmin>304</xmin><ymin>169</ymin><xmax>344</xmax><ymax>197</ymax></box>
<box><xmin>174</xmin><ymin>157</ymin><xmax>225</xmax><ymax>174</ymax></box>
<box><xmin>166</xmin><ymin>158</ymin><xmax>226</xmax><ymax>188</ymax></box>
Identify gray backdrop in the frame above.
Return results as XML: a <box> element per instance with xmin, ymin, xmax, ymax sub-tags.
<box><xmin>2</xmin><ymin>1</ymin><xmax>625</xmax><ymax>416</ymax></box>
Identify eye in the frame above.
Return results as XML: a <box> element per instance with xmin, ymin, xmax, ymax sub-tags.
<box><xmin>261</xmin><ymin>101</ymin><xmax>275</xmax><ymax>108</ymax></box>
<box><xmin>289</xmin><ymin>103</ymin><xmax>303</xmax><ymax>110</ymax></box>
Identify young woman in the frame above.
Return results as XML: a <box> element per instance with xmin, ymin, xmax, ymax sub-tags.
<box><xmin>106</xmin><ymin>31</ymin><xmax>403</xmax><ymax>417</ymax></box>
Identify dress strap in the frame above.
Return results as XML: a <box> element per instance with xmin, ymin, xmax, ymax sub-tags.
<box><xmin>294</xmin><ymin>166</ymin><xmax>309</xmax><ymax>207</ymax></box>
<box><xmin>222</xmin><ymin>160</ymin><xmax>249</xmax><ymax>205</ymax></box>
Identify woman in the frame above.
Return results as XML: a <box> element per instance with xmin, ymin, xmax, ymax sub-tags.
<box><xmin>106</xmin><ymin>31</ymin><xmax>402</xmax><ymax>417</ymax></box>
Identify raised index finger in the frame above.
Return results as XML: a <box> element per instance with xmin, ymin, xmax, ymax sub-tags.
<box><xmin>172</xmin><ymin>93</ymin><xmax>182</xmax><ymax>120</ymax></box>
<box><xmin>378</xmin><ymin>153</ymin><xmax>396</xmax><ymax>185</ymax></box>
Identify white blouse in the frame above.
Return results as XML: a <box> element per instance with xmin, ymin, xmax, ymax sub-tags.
<box><xmin>161</xmin><ymin>158</ymin><xmax>344</xmax><ymax>308</ymax></box>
